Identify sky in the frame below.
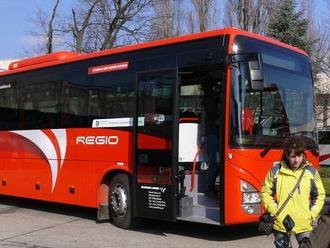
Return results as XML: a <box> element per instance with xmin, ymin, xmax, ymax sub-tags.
<box><xmin>0</xmin><ymin>0</ymin><xmax>75</xmax><ymax>60</ymax></box>
<box><xmin>0</xmin><ymin>0</ymin><xmax>328</xmax><ymax>60</ymax></box>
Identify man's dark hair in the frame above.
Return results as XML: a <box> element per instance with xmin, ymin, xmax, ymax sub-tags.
<box><xmin>282</xmin><ymin>136</ymin><xmax>306</xmax><ymax>164</ymax></box>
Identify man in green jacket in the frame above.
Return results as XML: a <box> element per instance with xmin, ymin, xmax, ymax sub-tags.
<box><xmin>261</xmin><ymin>136</ymin><xmax>325</xmax><ymax>248</ymax></box>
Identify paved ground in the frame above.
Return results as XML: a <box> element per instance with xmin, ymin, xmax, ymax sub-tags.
<box><xmin>0</xmin><ymin>196</ymin><xmax>292</xmax><ymax>248</ymax></box>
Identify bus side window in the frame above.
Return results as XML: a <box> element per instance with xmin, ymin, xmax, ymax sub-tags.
<box><xmin>21</xmin><ymin>82</ymin><xmax>60</xmax><ymax>129</ymax></box>
<box><xmin>179</xmin><ymin>84</ymin><xmax>202</xmax><ymax>118</ymax></box>
<box><xmin>88</xmin><ymin>86</ymin><xmax>134</xmax><ymax>121</ymax></box>
<box><xmin>62</xmin><ymin>83</ymin><xmax>89</xmax><ymax>127</ymax></box>
<box><xmin>0</xmin><ymin>85</ymin><xmax>18</xmax><ymax>130</ymax></box>
<box><xmin>319</xmin><ymin>131</ymin><xmax>330</xmax><ymax>144</ymax></box>
<box><xmin>88</xmin><ymin>89</ymin><xmax>102</xmax><ymax>118</ymax></box>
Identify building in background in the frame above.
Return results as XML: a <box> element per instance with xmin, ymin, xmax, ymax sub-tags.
<box><xmin>0</xmin><ymin>59</ymin><xmax>15</xmax><ymax>71</ymax></box>
<box><xmin>316</xmin><ymin>73</ymin><xmax>330</xmax><ymax>130</ymax></box>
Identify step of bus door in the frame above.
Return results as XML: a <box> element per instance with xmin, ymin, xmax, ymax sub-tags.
<box><xmin>179</xmin><ymin>196</ymin><xmax>193</xmax><ymax>217</ymax></box>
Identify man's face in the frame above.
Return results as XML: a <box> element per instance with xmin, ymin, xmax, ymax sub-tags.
<box><xmin>287</xmin><ymin>151</ymin><xmax>304</xmax><ymax>169</ymax></box>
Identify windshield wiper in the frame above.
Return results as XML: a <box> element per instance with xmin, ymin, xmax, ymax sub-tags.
<box><xmin>260</xmin><ymin>147</ymin><xmax>272</xmax><ymax>157</ymax></box>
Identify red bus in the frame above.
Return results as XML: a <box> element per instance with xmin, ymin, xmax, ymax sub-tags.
<box><xmin>0</xmin><ymin>28</ymin><xmax>319</xmax><ymax>228</ymax></box>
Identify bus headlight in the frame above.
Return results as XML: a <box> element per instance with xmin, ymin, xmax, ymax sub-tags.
<box><xmin>240</xmin><ymin>180</ymin><xmax>261</xmax><ymax>214</ymax></box>
<box><xmin>242</xmin><ymin>204</ymin><xmax>261</xmax><ymax>214</ymax></box>
<box><xmin>241</xmin><ymin>180</ymin><xmax>257</xmax><ymax>193</ymax></box>
<box><xmin>242</xmin><ymin>192</ymin><xmax>260</xmax><ymax>204</ymax></box>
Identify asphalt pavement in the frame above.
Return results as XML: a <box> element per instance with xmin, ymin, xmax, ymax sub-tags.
<box><xmin>0</xmin><ymin>196</ymin><xmax>292</xmax><ymax>248</ymax></box>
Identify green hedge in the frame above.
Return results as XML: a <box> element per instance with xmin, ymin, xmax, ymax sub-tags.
<box><xmin>320</xmin><ymin>166</ymin><xmax>330</xmax><ymax>196</ymax></box>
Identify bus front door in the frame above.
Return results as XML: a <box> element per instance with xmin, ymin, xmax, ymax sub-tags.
<box><xmin>133</xmin><ymin>69</ymin><xmax>178</xmax><ymax>221</ymax></box>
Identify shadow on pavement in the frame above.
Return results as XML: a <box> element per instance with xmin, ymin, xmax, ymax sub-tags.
<box><xmin>0</xmin><ymin>196</ymin><xmax>264</xmax><ymax>241</ymax></box>
<box><xmin>132</xmin><ymin>219</ymin><xmax>264</xmax><ymax>241</ymax></box>
<box><xmin>0</xmin><ymin>195</ymin><xmax>96</xmax><ymax>220</ymax></box>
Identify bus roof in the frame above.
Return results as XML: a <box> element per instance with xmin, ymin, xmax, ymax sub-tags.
<box><xmin>0</xmin><ymin>27</ymin><xmax>308</xmax><ymax>77</ymax></box>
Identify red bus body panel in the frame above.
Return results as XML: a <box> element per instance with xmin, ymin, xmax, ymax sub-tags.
<box><xmin>0</xmin><ymin>129</ymin><xmax>132</xmax><ymax>207</ymax></box>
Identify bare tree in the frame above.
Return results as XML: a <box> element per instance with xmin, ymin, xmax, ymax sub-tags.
<box><xmin>309</xmin><ymin>26</ymin><xmax>329</xmax><ymax>78</ymax></box>
<box><xmin>187</xmin><ymin>0</ymin><xmax>218</xmax><ymax>33</ymax></box>
<box><xmin>149</xmin><ymin>0</ymin><xmax>186</xmax><ymax>40</ymax></box>
<box><xmin>315</xmin><ymin>77</ymin><xmax>330</xmax><ymax>128</ymax></box>
<box><xmin>98</xmin><ymin>0</ymin><xmax>152</xmax><ymax>50</ymax></box>
<box><xmin>62</xmin><ymin>0</ymin><xmax>151</xmax><ymax>52</ymax></box>
<box><xmin>66</xmin><ymin>0</ymin><xmax>100</xmax><ymax>53</ymax></box>
<box><xmin>192</xmin><ymin>0</ymin><xmax>213</xmax><ymax>32</ymax></box>
<box><xmin>323</xmin><ymin>0</ymin><xmax>330</xmax><ymax>74</ymax></box>
<box><xmin>186</xmin><ymin>10</ymin><xmax>196</xmax><ymax>34</ymax></box>
<box><xmin>174</xmin><ymin>0</ymin><xmax>185</xmax><ymax>36</ymax></box>
<box><xmin>28</xmin><ymin>0</ymin><xmax>62</xmax><ymax>55</ymax></box>
<box><xmin>224</xmin><ymin>0</ymin><xmax>275</xmax><ymax>34</ymax></box>
<box><xmin>327</xmin><ymin>0</ymin><xmax>330</xmax><ymax>33</ymax></box>
<box><xmin>149</xmin><ymin>0</ymin><xmax>175</xmax><ymax>40</ymax></box>
<box><xmin>314</xmin><ymin>1</ymin><xmax>330</xmax><ymax>129</ymax></box>
<box><xmin>46</xmin><ymin>0</ymin><xmax>61</xmax><ymax>53</ymax></box>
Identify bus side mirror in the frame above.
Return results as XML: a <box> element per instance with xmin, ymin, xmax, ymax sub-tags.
<box><xmin>228</xmin><ymin>53</ymin><xmax>265</xmax><ymax>90</ymax></box>
<box><xmin>248</xmin><ymin>54</ymin><xmax>264</xmax><ymax>90</ymax></box>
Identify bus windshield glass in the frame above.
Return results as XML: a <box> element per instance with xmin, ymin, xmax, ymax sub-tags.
<box><xmin>230</xmin><ymin>35</ymin><xmax>317</xmax><ymax>148</ymax></box>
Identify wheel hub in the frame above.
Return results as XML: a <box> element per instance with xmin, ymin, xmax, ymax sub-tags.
<box><xmin>110</xmin><ymin>184</ymin><xmax>127</xmax><ymax>217</ymax></box>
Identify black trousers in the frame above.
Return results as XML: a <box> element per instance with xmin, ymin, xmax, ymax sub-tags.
<box><xmin>273</xmin><ymin>230</ymin><xmax>310</xmax><ymax>248</ymax></box>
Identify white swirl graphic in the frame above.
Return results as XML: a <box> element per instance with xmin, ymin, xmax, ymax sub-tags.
<box><xmin>51</xmin><ymin>129</ymin><xmax>67</xmax><ymax>168</ymax></box>
<box><xmin>9</xmin><ymin>130</ymin><xmax>67</xmax><ymax>191</ymax></box>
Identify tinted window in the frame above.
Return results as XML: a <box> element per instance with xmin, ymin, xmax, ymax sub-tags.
<box><xmin>230</xmin><ymin>36</ymin><xmax>316</xmax><ymax>148</ymax></box>
<box><xmin>89</xmin><ymin>87</ymin><xmax>134</xmax><ymax>118</ymax></box>
<box><xmin>138</xmin><ymin>70</ymin><xmax>175</xmax><ymax>138</ymax></box>
<box><xmin>0</xmin><ymin>82</ymin><xmax>18</xmax><ymax>130</ymax></box>
<box><xmin>21</xmin><ymin>82</ymin><xmax>60</xmax><ymax>129</ymax></box>
<box><xmin>62</xmin><ymin>82</ymin><xmax>89</xmax><ymax>127</ymax></box>
<box><xmin>0</xmin><ymin>36</ymin><xmax>227</xmax><ymax>130</ymax></box>
<box><xmin>319</xmin><ymin>131</ymin><xmax>330</xmax><ymax>144</ymax></box>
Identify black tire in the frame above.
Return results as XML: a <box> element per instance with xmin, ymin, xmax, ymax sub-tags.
<box><xmin>109</xmin><ymin>173</ymin><xmax>133</xmax><ymax>229</ymax></box>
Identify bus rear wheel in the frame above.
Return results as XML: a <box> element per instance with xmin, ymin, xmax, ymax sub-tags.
<box><xmin>109</xmin><ymin>173</ymin><xmax>133</xmax><ymax>229</ymax></box>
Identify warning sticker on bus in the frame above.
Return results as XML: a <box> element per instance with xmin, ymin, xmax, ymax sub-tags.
<box><xmin>88</xmin><ymin>61</ymin><xmax>129</xmax><ymax>75</ymax></box>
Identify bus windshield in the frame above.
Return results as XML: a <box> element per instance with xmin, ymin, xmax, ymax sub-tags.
<box><xmin>230</xmin><ymin>36</ymin><xmax>317</xmax><ymax>148</ymax></box>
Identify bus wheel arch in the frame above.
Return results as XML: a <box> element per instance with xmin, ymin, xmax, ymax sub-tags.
<box><xmin>96</xmin><ymin>170</ymin><xmax>126</xmax><ymax>221</ymax></box>
<box><xmin>96</xmin><ymin>170</ymin><xmax>135</xmax><ymax>229</ymax></box>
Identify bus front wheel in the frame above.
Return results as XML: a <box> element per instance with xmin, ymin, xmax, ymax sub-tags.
<box><xmin>109</xmin><ymin>173</ymin><xmax>133</xmax><ymax>229</ymax></box>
